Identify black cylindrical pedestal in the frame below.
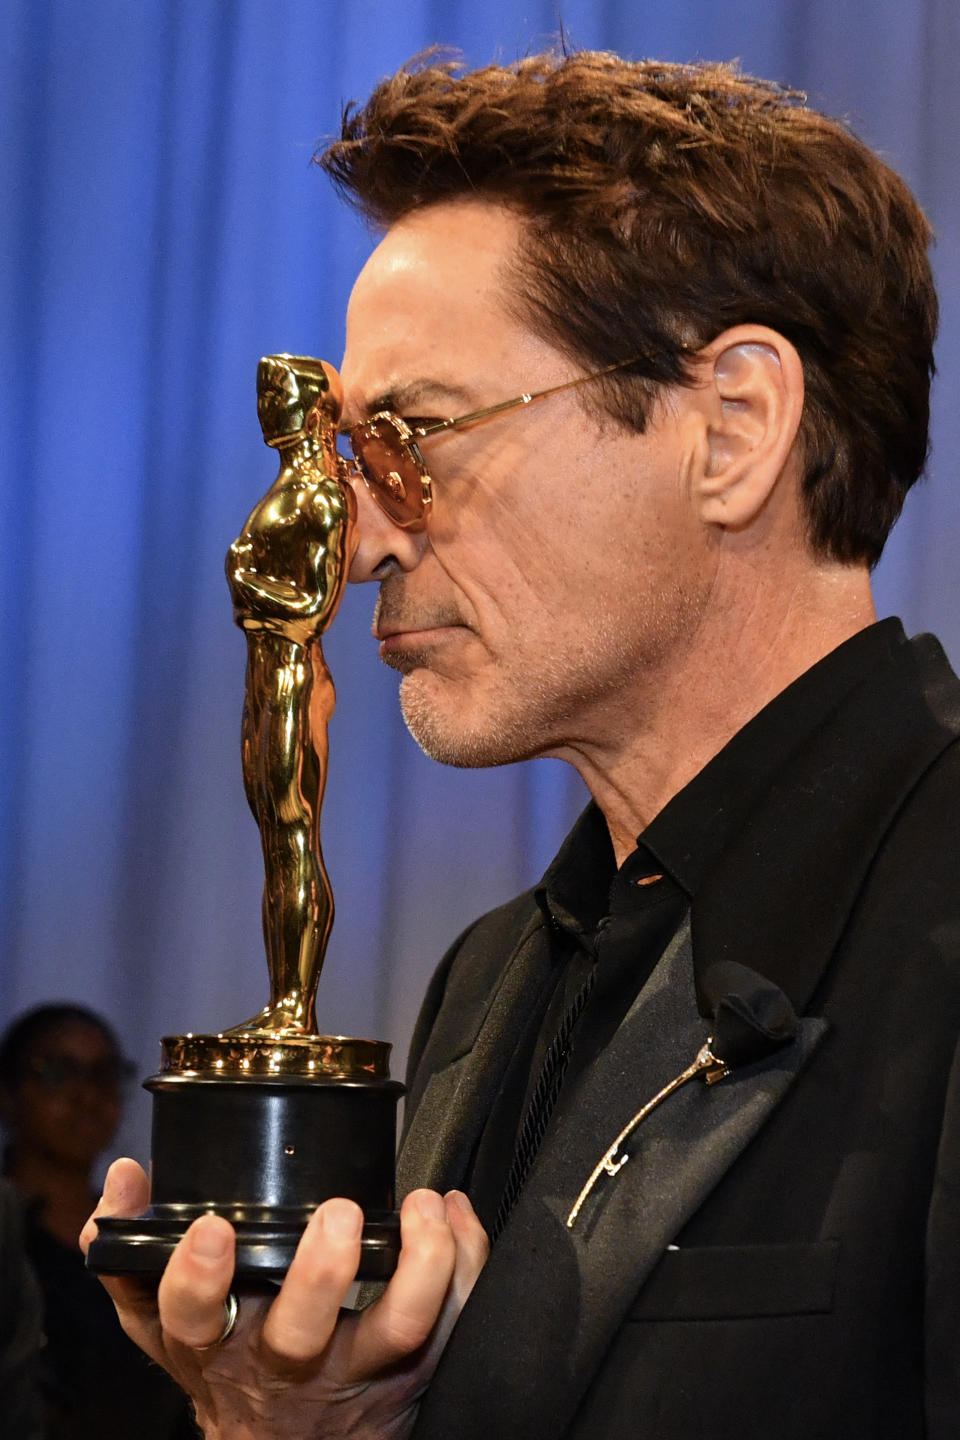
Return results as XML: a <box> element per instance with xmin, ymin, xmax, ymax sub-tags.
<box><xmin>88</xmin><ymin>1068</ymin><xmax>404</xmax><ymax>1281</ymax></box>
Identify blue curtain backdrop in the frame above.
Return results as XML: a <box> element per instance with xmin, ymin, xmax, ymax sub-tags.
<box><xmin>2</xmin><ymin>0</ymin><xmax>958</xmax><ymax>1165</ymax></box>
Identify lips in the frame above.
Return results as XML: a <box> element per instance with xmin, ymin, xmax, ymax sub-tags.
<box><xmin>377</xmin><ymin>623</ymin><xmax>466</xmax><ymax>654</ymax></box>
<box><xmin>377</xmin><ymin>620</ymin><xmax>454</xmax><ymax>640</ymax></box>
<box><xmin>373</xmin><ymin>580</ymin><xmax>470</xmax><ymax>647</ymax></box>
<box><xmin>375</xmin><ymin>614</ymin><xmax>474</xmax><ymax>680</ymax></box>
<box><xmin>373</xmin><ymin>604</ymin><xmax>469</xmax><ymax>643</ymax></box>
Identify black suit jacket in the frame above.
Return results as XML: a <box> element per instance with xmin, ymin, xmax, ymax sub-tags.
<box><xmin>399</xmin><ymin>627</ymin><xmax>960</xmax><ymax>1440</ymax></box>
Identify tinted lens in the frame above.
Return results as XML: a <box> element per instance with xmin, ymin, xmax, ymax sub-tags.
<box><xmin>27</xmin><ymin>1055</ymin><xmax>134</xmax><ymax>1093</ymax></box>
<box><xmin>350</xmin><ymin>417</ymin><xmax>426</xmax><ymax>526</ymax></box>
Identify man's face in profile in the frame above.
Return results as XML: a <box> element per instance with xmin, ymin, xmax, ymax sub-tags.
<box><xmin>341</xmin><ymin>198</ymin><xmax>718</xmax><ymax>772</ymax></box>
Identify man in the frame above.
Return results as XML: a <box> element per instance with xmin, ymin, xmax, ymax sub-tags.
<box><xmin>82</xmin><ymin>52</ymin><xmax>960</xmax><ymax>1438</ymax></box>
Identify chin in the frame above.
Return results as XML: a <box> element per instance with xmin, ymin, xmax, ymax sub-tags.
<box><xmin>398</xmin><ymin>674</ymin><xmax>543</xmax><ymax>769</ymax></box>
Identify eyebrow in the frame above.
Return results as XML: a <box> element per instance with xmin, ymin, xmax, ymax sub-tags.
<box><xmin>346</xmin><ymin>377</ymin><xmax>477</xmax><ymax>426</ymax></box>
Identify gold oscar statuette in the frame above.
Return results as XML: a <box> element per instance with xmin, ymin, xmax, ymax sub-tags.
<box><xmin>87</xmin><ymin>357</ymin><xmax>403</xmax><ymax>1281</ymax></box>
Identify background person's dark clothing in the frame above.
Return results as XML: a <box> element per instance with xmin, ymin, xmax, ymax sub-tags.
<box><xmin>0</xmin><ymin>1180</ymin><xmax>43</xmax><ymax>1440</ymax></box>
<box><xmin>24</xmin><ymin>1210</ymin><xmax>196</xmax><ymax>1440</ymax></box>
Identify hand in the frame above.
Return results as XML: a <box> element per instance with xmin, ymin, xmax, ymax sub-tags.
<box><xmin>80</xmin><ymin>1159</ymin><xmax>489</xmax><ymax>1440</ymax></box>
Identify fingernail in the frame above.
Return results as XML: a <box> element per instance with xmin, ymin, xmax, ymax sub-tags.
<box><xmin>414</xmin><ymin>1190</ymin><xmax>446</xmax><ymax>1222</ymax></box>
<box><xmin>189</xmin><ymin>1218</ymin><xmax>230</xmax><ymax>1260</ymax></box>
<box><xmin>103</xmin><ymin>1161</ymin><xmax>128</xmax><ymax>1201</ymax></box>
<box><xmin>322</xmin><ymin>1199</ymin><xmax>362</xmax><ymax>1241</ymax></box>
<box><xmin>445</xmin><ymin>1190</ymin><xmax>473</xmax><ymax>1215</ymax></box>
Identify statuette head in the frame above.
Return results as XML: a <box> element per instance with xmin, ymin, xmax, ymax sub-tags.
<box><xmin>257</xmin><ymin>354</ymin><xmax>343</xmax><ymax>448</ymax></box>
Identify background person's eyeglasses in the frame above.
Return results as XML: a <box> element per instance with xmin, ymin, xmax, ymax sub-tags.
<box><xmin>338</xmin><ymin>356</ymin><xmax>642</xmax><ymax>530</ymax></box>
<box><xmin>23</xmin><ymin>1055</ymin><xmax>136</xmax><ymax>1094</ymax></box>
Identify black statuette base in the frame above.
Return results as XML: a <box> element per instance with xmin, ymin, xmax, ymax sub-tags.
<box><xmin>87</xmin><ymin>1067</ymin><xmax>404</xmax><ymax>1282</ymax></box>
<box><xmin>89</xmin><ymin>1208</ymin><xmax>400</xmax><ymax>1281</ymax></box>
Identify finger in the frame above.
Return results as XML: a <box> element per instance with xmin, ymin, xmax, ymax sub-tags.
<box><xmin>79</xmin><ymin>1158</ymin><xmax>162</xmax><ymax>1346</ymax></box>
<box><xmin>156</xmin><ymin>1213</ymin><xmax>238</xmax><ymax>1349</ymax></box>
<box><xmin>79</xmin><ymin>1157</ymin><xmax>150</xmax><ymax>1253</ymax></box>
<box><xmin>259</xmin><ymin>1197</ymin><xmax>364</xmax><ymax>1365</ymax></box>
<box><xmin>347</xmin><ymin>1189</ymin><xmax>457</xmax><ymax>1377</ymax></box>
<box><xmin>434</xmin><ymin>1190</ymin><xmax>489</xmax><ymax>1344</ymax></box>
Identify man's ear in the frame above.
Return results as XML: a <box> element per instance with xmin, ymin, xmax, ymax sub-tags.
<box><xmin>690</xmin><ymin>325</ymin><xmax>805</xmax><ymax>530</ymax></box>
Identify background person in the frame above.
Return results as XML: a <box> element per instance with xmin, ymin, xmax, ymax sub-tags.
<box><xmin>0</xmin><ymin>1004</ymin><xmax>196</xmax><ymax>1440</ymax></box>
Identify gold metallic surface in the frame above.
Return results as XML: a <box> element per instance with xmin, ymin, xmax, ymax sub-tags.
<box><xmin>159</xmin><ymin>1030</ymin><xmax>393</xmax><ymax>1079</ymax></box>
<box><xmin>223</xmin><ymin>354</ymin><xmax>355</xmax><ymax>1040</ymax></box>
<box><xmin>566</xmin><ymin>1040</ymin><xmax>730</xmax><ymax>1229</ymax></box>
<box><xmin>161</xmin><ymin>356</ymin><xmax>393</xmax><ymax>1084</ymax></box>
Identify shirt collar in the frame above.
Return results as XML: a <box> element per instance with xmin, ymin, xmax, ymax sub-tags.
<box><xmin>537</xmin><ymin>618</ymin><xmax>907</xmax><ymax>935</ymax></box>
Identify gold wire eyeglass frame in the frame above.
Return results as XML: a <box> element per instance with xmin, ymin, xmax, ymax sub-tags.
<box><xmin>338</xmin><ymin>355</ymin><xmax>645</xmax><ymax>530</ymax></box>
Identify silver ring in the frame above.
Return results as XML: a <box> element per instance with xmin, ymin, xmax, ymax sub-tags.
<box><xmin>196</xmin><ymin>1292</ymin><xmax>239</xmax><ymax>1349</ymax></box>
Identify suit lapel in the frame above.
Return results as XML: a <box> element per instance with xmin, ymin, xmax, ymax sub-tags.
<box><xmin>397</xmin><ymin>912</ymin><xmax>555</xmax><ymax>1198</ymax></box>
<box><xmin>412</xmin><ymin>920</ymin><xmax>827</xmax><ymax>1440</ymax></box>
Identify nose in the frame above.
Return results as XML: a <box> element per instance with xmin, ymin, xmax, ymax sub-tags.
<box><xmin>347</xmin><ymin>471</ymin><xmax>429</xmax><ymax>582</ymax></box>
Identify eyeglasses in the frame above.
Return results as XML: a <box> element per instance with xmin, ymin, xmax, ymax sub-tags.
<box><xmin>23</xmin><ymin>1055</ymin><xmax>136</xmax><ymax>1094</ymax></box>
<box><xmin>338</xmin><ymin>355</ymin><xmax>642</xmax><ymax>530</ymax></box>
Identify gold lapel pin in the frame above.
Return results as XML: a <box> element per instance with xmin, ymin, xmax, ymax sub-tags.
<box><xmin>566</xmin><ymin>1039</ymin><xmax>730</xmax><ymax>1229</ymax></box>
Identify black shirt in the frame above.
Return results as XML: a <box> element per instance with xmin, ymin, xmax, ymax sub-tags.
<box><xmin>468</xmin><ymin>618</ymin><xmax>907</xmax><ymax>1234</ymax></box>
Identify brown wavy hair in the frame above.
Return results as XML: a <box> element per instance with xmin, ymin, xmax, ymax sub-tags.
<box><xmin>318</xmin><ymin>52</ymin><xmax>937</xmax><ymax>566</ymax></box>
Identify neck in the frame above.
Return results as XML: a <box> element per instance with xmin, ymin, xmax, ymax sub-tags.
<box><xmin>559</xmin><ymin>561</ymin><xmax>877</xmax><ymax>865</ymax></box>
<box><xmin>7</xmin><ymin>1147</ymin><xmax>97</xmax><ymax>1244</ymax></box>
